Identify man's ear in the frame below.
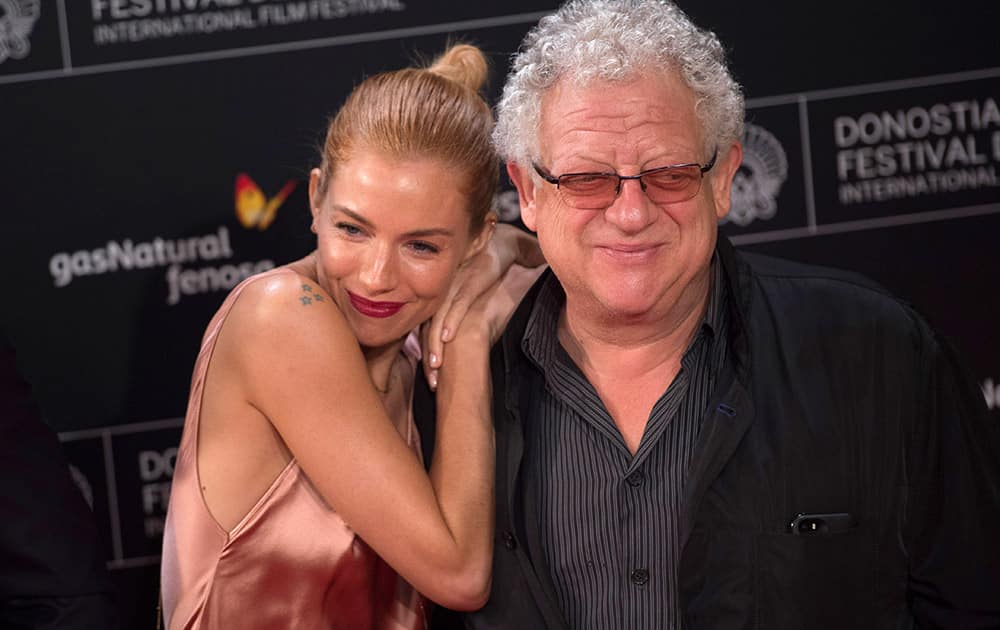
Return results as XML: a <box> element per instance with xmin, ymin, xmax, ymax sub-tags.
<box><xmin>710</xmin><ymin>142</ymin><xmax>743</xmax><ymax>220</ymax></box>
<box><xmin>507</xmin><ymin>161</ymin><xmax>539</xmax><ymax>232</ymax></box>
<box><xmin>308</xmin><ymin>168</ymin><xmax>324</xmax><ymax>233</ymax></box>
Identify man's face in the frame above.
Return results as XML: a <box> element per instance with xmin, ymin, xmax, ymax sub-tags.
<box><xmin>511</xmin><ymin>71</ymin><xmax>741</xmax><ymax>324</ymax></box>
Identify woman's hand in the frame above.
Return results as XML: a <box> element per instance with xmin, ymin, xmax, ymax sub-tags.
<box><xmin>422</xmin><ymin>223</ymin><xmax>544</xmax><ymax>389</ymax></box>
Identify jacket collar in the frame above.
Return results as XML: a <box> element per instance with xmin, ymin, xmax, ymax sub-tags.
<box><xmin>715</xmin><ymin>234</ymin><xmax>753</xmax><ymax>386</ymax></box>
<box><xmin>679</xmin><ymin>235</ymin><xmax>756</xmax><ymax>546</ymax></box>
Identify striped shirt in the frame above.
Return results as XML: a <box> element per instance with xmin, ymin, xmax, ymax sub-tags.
<box><xmin>520</xmin><ymin>261</ymin><xmax>728</xmax><ymax>630</ymax></box>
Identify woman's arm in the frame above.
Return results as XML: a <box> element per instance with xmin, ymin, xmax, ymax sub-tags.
<box><xmin>424</xmin><ymin>305</ymin><xmax>495</xmax><ymax>606</ymax></box>
<box><xmin>222</xmin><ymin>272</ymin><xmax>495</xmax><ymax>609</ymax></box>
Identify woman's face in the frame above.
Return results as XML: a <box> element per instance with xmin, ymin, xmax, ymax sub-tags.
<box><xmin>309</xmin><ymin>151</ymin><xmax>487</xmax><ymax>349</ymax></box>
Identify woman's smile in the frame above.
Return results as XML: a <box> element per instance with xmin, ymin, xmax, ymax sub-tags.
<box><xmin>347</xmin><ymin>291</ymin><xmax>406</xmax><ymax>318</ymax></box>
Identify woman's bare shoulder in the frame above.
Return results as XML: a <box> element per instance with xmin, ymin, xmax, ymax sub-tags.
<box><xmin>230</xmin><ymin>266</ymin><xmax>335</xmax><ymax>320</ymax></box>
<box><xmin>219</xmin><ymin>267</ymin><xmax>355</xmax><ymax>367</ymax></box>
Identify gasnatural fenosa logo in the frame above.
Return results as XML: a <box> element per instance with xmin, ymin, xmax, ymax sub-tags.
<box><xmin>0</xmin><ymin>0</ymin><xmax>40</xmax><ymax>64</ymax></box>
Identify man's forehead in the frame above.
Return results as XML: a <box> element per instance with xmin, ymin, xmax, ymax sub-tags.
<box><xmin>541</xmin><ymin>71</ymin><xmax>695</xmax><ymax>122</ymax></box>
<box><xmin>536</xmin><ymin>72</ymin><xmax>702</xmax><ymax>159</ymax></box>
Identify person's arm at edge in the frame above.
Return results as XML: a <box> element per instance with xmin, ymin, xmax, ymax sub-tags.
<box><xmin>0</xmin><ymin>332</ymin><xmax>119</xmax><ymax>629</ymax></box>
<box><xmin>905</xmin><ymin>327</ymin><xmax>1000</xmax><ymax>627</ymax></box>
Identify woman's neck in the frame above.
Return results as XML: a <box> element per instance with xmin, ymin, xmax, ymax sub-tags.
<box><xmin>362</xmin><ymin>338</ymin><xmax>408</xmax><ymax>394</ymax></box>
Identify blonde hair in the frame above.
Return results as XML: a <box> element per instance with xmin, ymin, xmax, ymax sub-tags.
<box><xmin>317</xmin><ymin>44</ymin><xmax>497</xmax><ymax>232</ymax></box>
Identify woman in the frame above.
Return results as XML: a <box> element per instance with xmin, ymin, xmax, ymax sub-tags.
<box><xmin>160</xmin><ymin>44</ymin><xmax>543</xmax><ymax>629</ymax></box>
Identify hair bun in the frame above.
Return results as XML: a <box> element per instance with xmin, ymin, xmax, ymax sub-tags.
<box><xmin>427</xmin><ymin>43</ymin><xmax>489</xmax><ymax>92</ymax></box>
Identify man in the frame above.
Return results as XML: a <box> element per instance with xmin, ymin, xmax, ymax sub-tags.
<box><xmin>0</xmin><ymin>330</ymin><xmax>119</xmax><ymax>629</ymax></box>
<box><xmin>418</xmin><ymin>0</ymin><xmax>1000</xmax><ymax>627</ymax></box>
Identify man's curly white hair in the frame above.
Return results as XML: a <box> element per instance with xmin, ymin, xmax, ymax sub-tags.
<box><xmin>493</xmin><ymin>0</ymin><xmax>744</xmax><ymax>167</ymax></box>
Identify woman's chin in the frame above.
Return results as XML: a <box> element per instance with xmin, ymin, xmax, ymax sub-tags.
<box><xmin>351</xmin><ymin>319</ymin><xmax>420</xmax><ymax>352</ymax></box>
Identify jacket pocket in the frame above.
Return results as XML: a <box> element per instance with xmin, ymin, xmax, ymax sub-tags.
<box><xmin>755</xmin><ymin>526</ymin><xmax>875</xmax><ymax>628</ymax></box>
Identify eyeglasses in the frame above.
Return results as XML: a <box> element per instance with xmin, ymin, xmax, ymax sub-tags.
<box><xmin>532</xmin><ymin>149</ymin><xmax>718</xmax><ymax>210</ymax></box>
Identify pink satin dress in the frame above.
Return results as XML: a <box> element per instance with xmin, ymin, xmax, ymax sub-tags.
<box><xmin>161</xmin><ymin>267</ymin><xmax>427</xmax><ymax>630</ymax></box>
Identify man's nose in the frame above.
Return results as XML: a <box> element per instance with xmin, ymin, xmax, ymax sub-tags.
<box><xmin>604</xmin><ymin>177</ymin><xmax>657</xmax><ymax>233</ymax></box>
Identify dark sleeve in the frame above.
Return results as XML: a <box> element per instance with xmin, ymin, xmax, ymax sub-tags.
<box><xmin>0</xmin><ymin>332</ymin><xmax>120</xmax><ymax>629</ymax></box>
<box><xmin>412</xmin><ymin>368</ymin><xmax>437</xmax><ymax>470</ymax></box>
<box><xmin>905</xmin><ymin>328</ymin><xmax>1000</xmax><ymax>628</ymax></box>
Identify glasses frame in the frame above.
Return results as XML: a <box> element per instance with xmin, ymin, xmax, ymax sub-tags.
<box><xmin>532</xmin><ymin>148</ymin><xmax>718</xmax><ymax>208</ymax></box>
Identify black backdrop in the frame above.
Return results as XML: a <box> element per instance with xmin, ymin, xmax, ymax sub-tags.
<box><xmin>1</xmin><ymin>1</ymin><xmax>997</xmax><ymax>627</ymax></box>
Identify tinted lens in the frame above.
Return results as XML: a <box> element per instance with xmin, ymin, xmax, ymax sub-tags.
<box><xmin>558</xmin><ymin>173</ymin><xmax>619</xmax><ymax>209</ymax></box>
<box><xmin>642</xmin><ymin>165</ymin><xmax>703</xmax><ymax>204</ymax></box>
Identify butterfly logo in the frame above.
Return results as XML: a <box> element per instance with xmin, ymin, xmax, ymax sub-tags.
<box><xmin>234</xmin><ymin>173</ymin><xmax>297</xmax><ymax>230</ymax></box>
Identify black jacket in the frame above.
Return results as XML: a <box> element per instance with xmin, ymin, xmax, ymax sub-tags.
<box><xmin>0</xmin><ymin>332</ymin><xmax>119</xmax><ymax>629</ymax></box>
<box><xmin>417</xmin><ymin>237</ymin><xmax>1000</xmax><ymax>629</ymax></box>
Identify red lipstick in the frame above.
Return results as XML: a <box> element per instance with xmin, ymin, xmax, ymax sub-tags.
<box><xmin>347</xmin><ymin>292</ymin><xmax>405</xmax><ymax>318</ymax></box>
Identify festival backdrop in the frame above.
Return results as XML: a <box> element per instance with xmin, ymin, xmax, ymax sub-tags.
<box><xmin>1</xmin><ymin>1</ymin><xmax>997</xmax><ymax>627</ymax></box>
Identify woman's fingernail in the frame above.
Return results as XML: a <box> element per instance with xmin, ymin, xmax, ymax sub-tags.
<box><xmin>429</xmin><ymin>372</ymin><xmax>438</xmax><ymax>390</ymax></box>
<box><xmin>442</xmin><ymin>328</ymin><xmax>451</xmax><ymax>342</ymax></box>
<box><xmin>430</xmin><ymin>353</ymin><xmax>439</xmax><ymax>367</ymax></box>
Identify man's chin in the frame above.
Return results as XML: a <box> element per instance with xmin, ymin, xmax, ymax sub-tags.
<box><xmin>593</xmin><ymin>293</ymin><xmax>662</xmax><ymax>322</ymax></box>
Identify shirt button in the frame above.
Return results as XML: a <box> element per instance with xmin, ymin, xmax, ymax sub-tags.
<box><xmin>630</xmin><ymin>568</ymin><xmax>650</xmax><ymax>586</ymax></box>
<box><xmin>625</xmin><ymin>470</ymin><xmax>645</xmax><ymax>487</ymax></box>
<box><xmin>501</xmin><ymin>531</ymin><xmax>517</xmax><ymax>550</ymax></box>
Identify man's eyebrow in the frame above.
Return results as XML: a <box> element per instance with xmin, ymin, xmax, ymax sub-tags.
<box><xmin>332</xmin><ymin>205</ymin><xmax>454</xmax><ymax>238</ymax></box>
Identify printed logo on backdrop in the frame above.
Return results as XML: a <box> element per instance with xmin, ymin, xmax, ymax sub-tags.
<box><xmin>808</xmin><ymin>77</ymin><xmax>1000</xmax><ymax>224</ymax></box>
<box><xmin>725</xmin><ymin>123</ymin><xmax>789</xmax><ymax>227</ymax></box>
<box><xmin>60</xmin><ymin>424</ymin><xmax>184</xmax><ymax>563</ymax></box>
<box><xmin>69</xmin><ymin>0</ymin><xmax>409</xmax><ymax>66</ymax></box>
<box><xmin>138</xmin><ymin>446</ymin><xmax>176</xmax><ymax>539</ymax></box>
<box><xmin>58</xmin><ymin>437</ymin><xmax>115</xmax><ymax>561</ymax></box>
<box><xmin>89</xmin><ymin>0</ymin><xmax>407</xmax><ymax>47</ymax></box>
<box><xmin>494</xmin><ymin>190</ymin><xmax>522</xmax><ymax>223</ymax></box>
<box><xmin>235</xmin><ymin>173</ymin><xmax>296</xmax><ymax>230</ymax></box>
<box><xmin>69</xmin><ymin>464</ymin><xmax>96</xmax><ymax>509</ymax></box>
<box><xmin>110</xmin><ymin>427</ymin><xmax>184</xmax><ymax>557</ymax></box>
<box><xmin>984</xmin><ymin>377</ymin><xmax>999</xmax><ymax>413</ymax></box>
<box><xmin>0</xmin><ymin>0</ymin><xmax>40</xmax><ymax>64</ymax></box>
<box><xmin>44</xmin><ymin>173</ymin><xmax>304</xmax><ymax>306</ymax></box>
<box><xmin>835</xmin><ymin>99</ymin><xmax>1000</xmax><ymax>204</ymax></box>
